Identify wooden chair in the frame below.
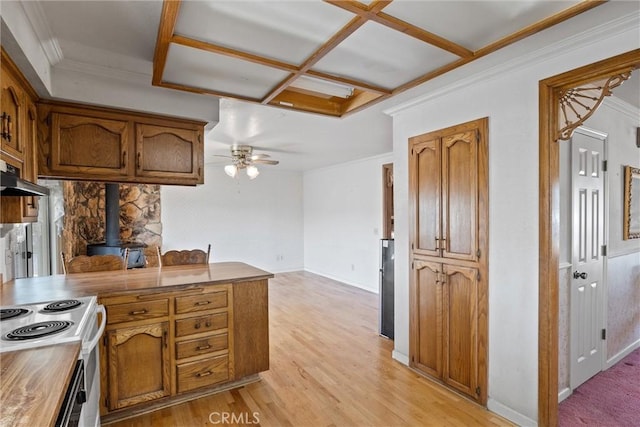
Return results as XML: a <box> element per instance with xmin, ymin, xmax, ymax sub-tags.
<box><xmin>156</xmin><ymin>244</ymin><xmax>211</xmax><ymax>267</ymax></box>
<box><xmin>61</xmin><ymin>249</ymin><xmax>129</xmax><ymax>274</ymax></box>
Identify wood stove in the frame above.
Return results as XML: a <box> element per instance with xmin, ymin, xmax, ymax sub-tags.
<box><xmin>86</xmin><ymin>183</ymin><xmax>146</xmax><ymax>268</ymax></box>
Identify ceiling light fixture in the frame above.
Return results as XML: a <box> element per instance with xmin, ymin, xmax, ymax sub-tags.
<box><xmin>224</xmin><ymin>164</ymin><xmax>238</xmax><ymax>178</ymax></box>
<box><xmin>289</xmin><ymin>75</ymin><xmax>354</xmax><ymax>98</ymax></box>
<box><xmin>246</xmin><ymin>165</ymin><xmax>260</xmax><ymax>180</ymax></box>
<box><xmin>218</xmin><ymin>145</ymin><xmax>279</xmax><ymax>180</ymax></box>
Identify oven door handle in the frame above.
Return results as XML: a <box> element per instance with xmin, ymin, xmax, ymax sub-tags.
<box><xmin>84</xmin><ymin>304</ymin><xmax>107</xmax><ymax>353</ymax></box>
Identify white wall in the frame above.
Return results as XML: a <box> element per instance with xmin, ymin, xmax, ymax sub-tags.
<box><xmin>303</xmin><ymin>153</ymin><xmax>393</xmax><ymax>293</ymax></box>
<box><xmin>386</xmin><ymin>9</ymin><xmax>639</xmax><ymax>425</ymax></box>
<box><xmin>162</xmin><ymin>164</ymin><xmax>303</xmax><ymax>273</ymax></box>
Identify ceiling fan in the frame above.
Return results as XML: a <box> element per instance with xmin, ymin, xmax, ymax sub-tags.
<box><xmin>216</xmin><ymin>144</ymin><xmax>279</xmax><ymax>179</ymax></box>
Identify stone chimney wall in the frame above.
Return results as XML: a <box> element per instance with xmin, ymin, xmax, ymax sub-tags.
<box><xmin>62</xmin><ymin>182</ymin><xmax>162</xmax><ymax>263</ymax></box>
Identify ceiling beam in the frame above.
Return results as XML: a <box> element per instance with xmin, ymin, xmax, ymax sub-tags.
<box><xmin>325</xmin><ymin>0</ymin><xmax>473</xmax><ymax>58</ymax></box>
<box><xmin>152</xmin><ymin>0</ymin><xmax>181</xmax><ymax>86</ymax></box>
<box><xmin>261</xmin><ymin>1</ymin><xmax>390</xmax><ymax>105</ymax></box>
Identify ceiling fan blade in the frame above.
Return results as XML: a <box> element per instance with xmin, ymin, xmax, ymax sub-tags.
<box><xmin>250</xmin><ymin>153</ymin><xmax>271</xmax><ymax>160</ymax></box>
<box><xmin>212</xmin><ymin>154</ymin><xmax>233</xmax><ymax>158</ymax></box>
<box><xmin>252</xmin><ymin>159</ymin><xmax>279</xmax><ymax>165</ymax></box>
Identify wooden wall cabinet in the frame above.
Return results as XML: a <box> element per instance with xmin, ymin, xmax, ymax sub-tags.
<box><xmin>38</xmin><ymin>101</ymin><xmax>205</xmax><ymax>186</ymax></box>
<box><xmin>409</xmin><ymin>117</ymin><xmax>488</xmax><ymax>404</ymax></box>
<box><xmin>1</xmin><ymin>48</ymin><xmax>41</xmax><ymax>223</ymax></box>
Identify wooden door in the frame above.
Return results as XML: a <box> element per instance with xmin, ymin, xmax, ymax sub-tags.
<box><xmin>442</xmin><ymin>264</ymin><xmax>479</xmax><ymax>400</ymax></box>
<box><xmin>412</xmin><ymin>260</ymin><xmax>443</xmax><ymax>379</ymax></box>
<box><xmin>107</xmin><ymin>322</ymin><xmax>170</xmax><ymax>410</ymax></box>
<box><xmin>442</xmin><ymin>129</ymin><xmax>478</xmax><ymax>261</ymax></box>
<box><xmin>1</xmin><ymin>67</ymin><xmax>24</xmax><ymax>159</ymax></box>
<box><xmin>410</xmin><ymin>137</ymin><xmax>441</xmax><ymax>257</ymax></box>
<box><xmin>569</xmin><ymin>128</ymin><xmax>605</xmax><ymax>390</ymax></box>
<box><xmin>50</xmin><ymin>112</ymin><xmax>129</xmax><ymax>176</ymax></box>
<box><xmin>135</xmin><ymin>124</ymin><xmax>201</xmax><ymax>182</ymax></box>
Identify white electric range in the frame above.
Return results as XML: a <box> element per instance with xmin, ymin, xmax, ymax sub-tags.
<box><xmin>0</xmin><ymin>296</ymin><xmax>106</xmax><ymax>427</ymax></box>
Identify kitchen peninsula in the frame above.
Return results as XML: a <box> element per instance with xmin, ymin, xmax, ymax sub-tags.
<box><xmin>1</xmin><ymin>262</ymin><xmax>273</xmax><ymax>422</ymax></box>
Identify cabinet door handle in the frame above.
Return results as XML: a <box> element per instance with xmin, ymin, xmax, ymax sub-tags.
<box><xmin>196</xmin><ymin>370</ymin><xmax>212</xmax><ymax>377</ymax></box>
<box><xmin>5</xmin><ymin>114</ymin><xmax>12</xmax><ymax>142</ymax></box>
<box><xmin>136</xmin><ymin>152</ymin><xmax>141</xmax><ymax>169</ymax></box>
<box><xmin>195</xmin><ymin>300</ymin><xmax>210</xmax><ymax>306</ymax></box>
<box><xmin>163</xmin><ymin>330</ymin><xmax>168</xmax><ymax>348</ymax></box>
<box><xmin>196</xmin><ymin>344</ymin><xmax>211</xmax><ymax>351</ymax></box>
<box><xmin>129</xmin><ymin>309</ymin><xmax>147</xmax><ymax>315</ymax></box>
<box><xmin>122</xmin><ymin>151</ymin><xmax>127</xmax><ymax>167</ymax></box>
<box><xmin>435</xmin><ymin>237</ymin><xmax>440</xmax><ymax>250</ymax></box>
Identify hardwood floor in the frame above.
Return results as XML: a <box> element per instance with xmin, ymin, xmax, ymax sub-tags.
<box><xmin>106</xmin><ymin>271</ymin><xmax>512</xmax><ymax>427</ymax></box>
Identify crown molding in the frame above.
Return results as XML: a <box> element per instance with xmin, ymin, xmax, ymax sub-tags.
<box><xmin>384</xmin><ymin>9</ymin><xmax>640</xmax><ymax>117</ymax></box>
<box><xmin>55</xmin><ymin>58</ymin><xmax>152</xmax><ymax>85</ymax></box>
<box><xmin>20</xmin><ymin>0</ymin><xmax>63</xmax><ymax>66</ymax></box>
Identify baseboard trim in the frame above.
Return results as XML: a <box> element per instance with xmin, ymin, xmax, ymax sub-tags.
<box><xmin>392</xmin><ymin>349</ymin><xmax>409</xmax><ymax>366</ymax></box>
<box><xmin>487</xmin><ymin>399</ymin><xmax>537</xmax><ymax>427</ymax></box>
<box><xmin>558</xmin><ymin>387</ymin><xmax>572</xmax><ymax>403</ymax></box>
<box><xmin>605</xmin><ymin>338</ymin><xmax>640</xmax><ymax>369</ymax></box>
<box><xmin>303</xmin><ymin>268</ymin><xmax>378</xmax><ymax>294</ymax></box>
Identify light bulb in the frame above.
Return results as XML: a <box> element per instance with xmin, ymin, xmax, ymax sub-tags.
<box><xmin>246</xmin><ymin>165</ymin><xmax>259</xmax><ymax>179</ymax></box>
<box><xmin>224</xmin><ymin>164</ymin><xmax>237</xmax><ymax>178</ymax></box>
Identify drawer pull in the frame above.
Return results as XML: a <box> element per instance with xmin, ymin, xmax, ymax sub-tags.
<box><xmin>195</xmin><ymin>300</ymin><xmax>211</xmax><ymax>306</ymax></box>
<box><xmin>196</xmin><ymin>344</ymin><xmax>211</xmax><ymax>351</ymax></box>
<box><xmin>129</xmin><ymin>309</ymin><xmax>147</xmax><ymax>315</ymax></box>
<box><xmin>196</xmin><ymin>370</ymin><xmax>212</xmax><ymax>378</ymax></box>
<box><xmin>194</xmin><ymin>322</ymin><xmax>201</xmax><ymax>329</ymax></box>
<box><xmin>205</xmin><ymin>321</ymin><xmax>211</xmax><ymax>327</ymax></box>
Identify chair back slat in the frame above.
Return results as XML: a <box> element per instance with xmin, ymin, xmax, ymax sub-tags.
<box><xmin>157</xmin><ymin>244</ymin><xmax>211</xmax><ymax>267</ymax></box>
<box><xmin>62</xmin><ymin>249</ymin><xmax>129</xmax><ymax>274</ymax></box>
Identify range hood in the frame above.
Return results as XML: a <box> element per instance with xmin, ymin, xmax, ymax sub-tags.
<box><xmin>1</xmin><ymin>171</ymin><xmax>50</xmax><ymax>197</ymax></box>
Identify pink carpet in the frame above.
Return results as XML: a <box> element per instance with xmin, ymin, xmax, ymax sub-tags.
<box><xmin>559</xmin><ymin>347</ymin><xmax>640</xmax><ymax>426</ymax></box>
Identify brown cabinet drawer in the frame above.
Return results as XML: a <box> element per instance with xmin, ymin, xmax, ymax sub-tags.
<box><xmin>175</xmin><ymin>313</ymin><xmax>227</xmax><ymax>337</ymax></box>
<box><xmin>175</xmin><ymin>333</ymin><xmax>228</xmax><ymax>360</ymax></box>
<box><xmin>176</xmin><ymin>355</ymin><xmax>229</xmax><ymax>393</ymax></box>
<box><xmin>107</xmin><ymin>299</ymin><xmax>169</xmax><ymax>324</ymax></box>
<box><xmin>175</xmin><ymin>291</ymin><xmax>227</xmax><ymax>314</ymax></box>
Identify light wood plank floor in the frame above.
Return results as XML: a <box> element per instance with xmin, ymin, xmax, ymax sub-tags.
<box><xmin>107</xmin><ymin>271</ymin><xmax>512</xmax><ymax>427</ymax></box>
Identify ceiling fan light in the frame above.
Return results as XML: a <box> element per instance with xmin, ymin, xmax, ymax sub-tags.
<box><xmin>246</xmin><ymin>165</ymin><xmax>259</xmax><ymax>179</ymax></box>
<box><xmin>224</xmin><ymin>164</ymin><xmax>238</xmax><ymax>177</ymax></box>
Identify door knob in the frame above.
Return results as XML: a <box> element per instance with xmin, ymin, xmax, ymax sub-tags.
<box><xmin>573</xmin><ymin>271</ymin><xmax>588</xmax><ymax>280</ymax></box>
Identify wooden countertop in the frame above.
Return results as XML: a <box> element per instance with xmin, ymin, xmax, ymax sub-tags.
<box><xmin>1</xmin><ymin>262</ymin><xmax>274</xmax><ymax>305</ymax></box>
<box><xmin>0</xmin><ymin>342</ymin><xmax>81</xmax><ymax>427</ymax></box>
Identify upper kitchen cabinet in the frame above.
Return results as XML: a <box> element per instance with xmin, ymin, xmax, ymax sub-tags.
<box><xmin>1</xmin><ymin>57</ymin><xmax>25</xmax><ymax>161</ymax></box>
<box><xmin>1</xmin><ymin>48</ymin><xmax>41</xmax><ymax>224</ymax></box>
<box><xmin>135</xmin><ymin>124</ymin><xmax>202</xmax><ymax>182</ymax></box>
<box><xmin>38</xmin><ymin>101</ymin><xmax>205</xmax><ymax>186</ymax></box>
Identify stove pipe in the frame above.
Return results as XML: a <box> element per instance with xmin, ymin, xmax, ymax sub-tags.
<box><xmin>105</xmin><ymin>183</ymin><xmax>120</xmax><ymax>246</ymax></box>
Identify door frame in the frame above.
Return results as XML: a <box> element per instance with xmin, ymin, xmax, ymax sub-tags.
<box><xmin>538</xmin><ymin>49</ymin><xmax>640</xmax><ymax>427</ymax></box>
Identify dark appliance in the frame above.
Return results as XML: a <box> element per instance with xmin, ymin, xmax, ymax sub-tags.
<box><xmin>0</xmin><ymin>163</ymin><xmax>49</xmax><ymax>197</ymax></box>
<box><xmin>86</xmin><ymin>183</ymin><xmax>145</xmax><ymax>268</ymax></box>
<box><xmin>379</xmin><ymin>239</ymin><xmax>394</xmax><ymax>339</ymax></box>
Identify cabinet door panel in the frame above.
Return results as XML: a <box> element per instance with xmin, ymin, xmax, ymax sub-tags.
<box><xmin>411</xmin><ymin>138</ymin><xmax>441</xmax><ymax>257</ymax></box>
<box><xmin>1</xmin><ymin>68</ymin><xmax>24</xmax><ymax>159</ymax></box>
<box><xmin>442</xmin><ymin>265</ymin><xmax>478</xmax><ymax>399</ymax></box>
<box><xmin>22</xmin><ymin>103</ymin><xmax>39</xmax><ymax>220</ymax></box>
<box><xmin>52</xmin><ymin>113</ymin><xmax>129</xmax><ymax>176</ymax></box>
<box><xmin>107</xmin><ymin>322</ymin><xmax>170</xmax><ymax>410</ymax></box>
<box><xmin>136</xmin><ymin>124</ymin><xmax>201</xmax><ymax>181</ymax></box>
<box><xmin>412</xmin><ymin>260</ymin><xmax>442</xmax><ymax>378</ymax></box>
<box><xmin>442</xmin><ymin>130</ymin><xmax>478</xmax><ymax>261</ymax></box>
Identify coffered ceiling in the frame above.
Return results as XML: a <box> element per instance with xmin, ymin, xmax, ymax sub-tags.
<box><xmin>152</xmin><ymin>0</ymin><xmax>603</xmax><ymax>117</ymax></box>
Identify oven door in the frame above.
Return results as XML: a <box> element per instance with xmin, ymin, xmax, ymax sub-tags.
<box><xmin>80</xmin><ymin>304</ymin><xmax>106</xmax><ymax>427</ymax></box>
<box><xmin>55</xmin><ymin>359</ymin><xmax>86</xmax><ymax>427</ymax></box>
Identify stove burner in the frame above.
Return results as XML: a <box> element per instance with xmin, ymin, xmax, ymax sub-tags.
<box><xmin>4</xmin><ymin>321</ymin><xmax>74</xmax><ymax>341</ymax></box>
<box><xmin>41</xmin><ymin>299</ymin><xmax>82</xmax><ymax>313</ymax></box>
<box><xmin>0</xmin><ymin>308</ymin><xmax>30</xmax><ymax>321</ymax></box>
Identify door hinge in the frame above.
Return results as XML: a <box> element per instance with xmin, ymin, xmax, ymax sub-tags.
<box><xmin>411</xmin><ymin>261</ymin><xmax>414</xmax><ymax>270</ymax></box>
<box><xmin>601</xmin><ymin>329</ymin><xmax>606</xmax><ymax>340</ymax></box>
<box><xmin>602</xmin><ymin>160</ymin><xmax>607</xmax><ymax>172</ymax></box>
<box><xmin>411</xmin><ymin>243</ymin><xmax>414</xmax><ymax>250</ymax></box>
<box><xmin>601</xmin><ymin>245</ymin><xmax>607</xmax><ymax>256</ymax></box>
<box><xmin>476</xmin><ymin>386</ymin><xmax>481</xmax><ymax>396</ymax></box>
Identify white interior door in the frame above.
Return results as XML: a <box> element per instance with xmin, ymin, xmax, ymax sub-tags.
<box><xmin>569</xmin><ymin>127</ymin><xmax>606</xmax><ymax>390</ymax></box>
